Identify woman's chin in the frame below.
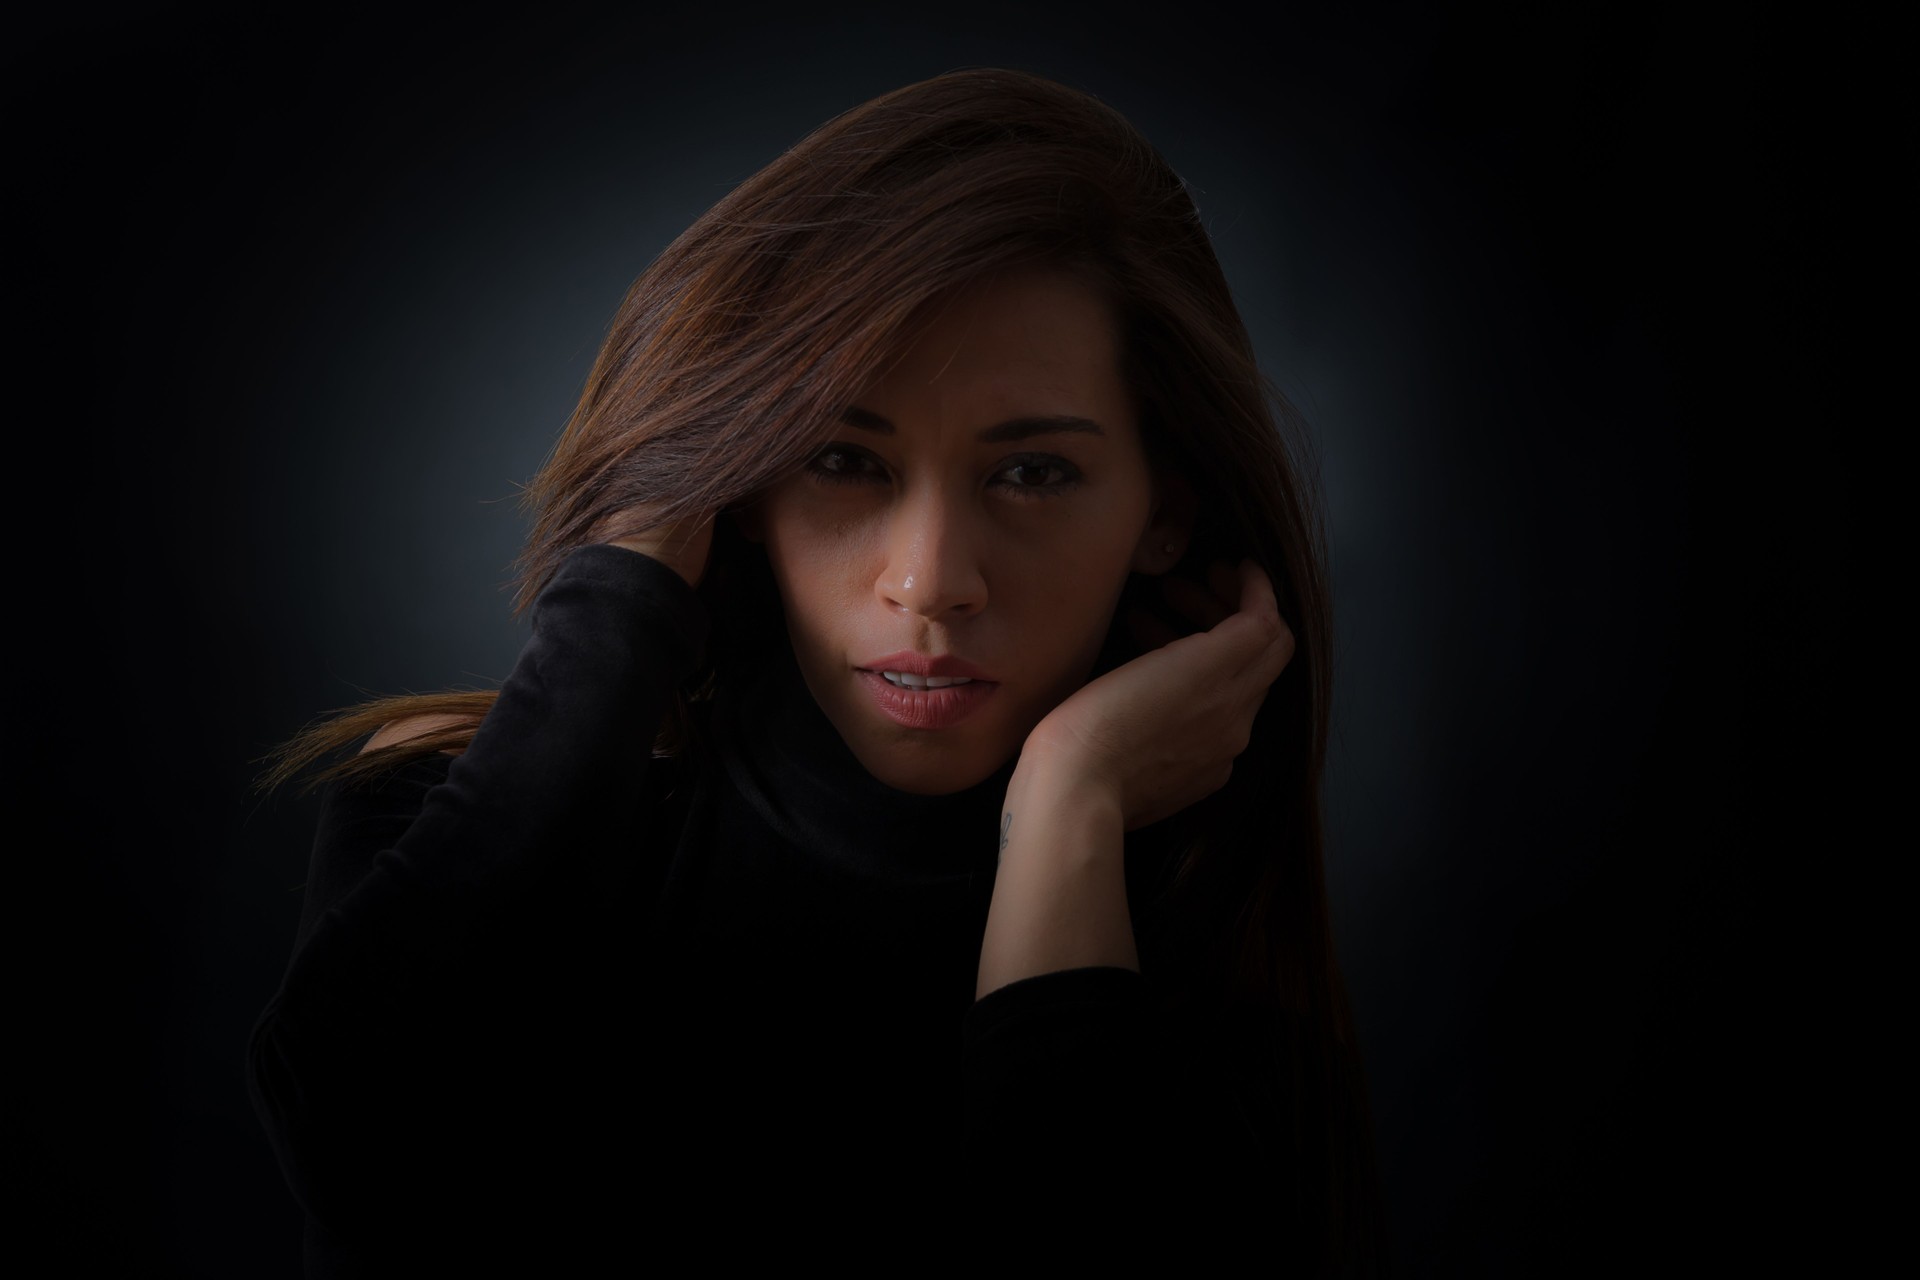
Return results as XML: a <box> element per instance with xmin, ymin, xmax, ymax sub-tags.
<box><xmin>848</xmin><ymin>739</ymin><xmax>1017</xmax><ymax>797</ymax></box>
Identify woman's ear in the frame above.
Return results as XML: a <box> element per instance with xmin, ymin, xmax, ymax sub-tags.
<box><xmin>1131</xmin><ymin>470</ymin><xmax>1198</xmax><ymax>575</ymax></box>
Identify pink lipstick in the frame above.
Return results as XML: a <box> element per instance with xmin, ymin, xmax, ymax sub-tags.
<box><xmin>855</xmin><ymin>651</ymin><xmax>999</xmax><ymax>729</ymax></box>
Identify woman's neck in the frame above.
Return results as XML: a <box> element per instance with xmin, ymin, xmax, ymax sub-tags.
<box><xmin>705</xmin><ymin>636</ymin><xmax>1018</xmax><ymax>885</ymax></box>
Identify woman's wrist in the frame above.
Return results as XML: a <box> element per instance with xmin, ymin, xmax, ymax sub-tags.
<box><xmin>1000</xmin><ymin>751</ymin><xmax>1123</xmax><ymax>858</ymax></box>
<box><xmin>976</xmin><ymin>754</ymin><xmax>1135</xmax><ymax>1000</ymax></box>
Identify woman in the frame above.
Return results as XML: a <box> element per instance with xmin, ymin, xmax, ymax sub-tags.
<box><xmin>251</xmin><ymin>68</ymin><xmax>1383</xmax><ymax>1271</ymax></box>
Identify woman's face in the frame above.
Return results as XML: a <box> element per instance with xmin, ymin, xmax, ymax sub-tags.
<box><xmin>735</xmin><ymin>264</ymin><xmax>1190</xmax><ymax>794</ymax></box>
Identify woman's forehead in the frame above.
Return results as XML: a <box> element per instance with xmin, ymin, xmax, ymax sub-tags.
<box><xmin>854</xmin><ymin>273</ymin><xmax>1130</xmax><ymax>428</ymax></box>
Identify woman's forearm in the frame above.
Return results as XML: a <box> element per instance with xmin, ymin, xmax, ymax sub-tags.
<box><xmin>975</xmin><ymin>756</ymin><xmax>1136</xmax><ymax>1000</ymax></box>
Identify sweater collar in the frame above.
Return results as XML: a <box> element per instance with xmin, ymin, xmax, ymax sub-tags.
<box><xmin>706</xmin><ymin>628</ymin><xmax>1018</xmax><ymax>888</ymax></box>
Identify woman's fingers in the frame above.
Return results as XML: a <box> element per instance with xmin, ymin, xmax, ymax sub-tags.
<box><xmin>1207</xmin><ymin>560</ymin><xmax>1240</xmax><ymax>609</ymax></box>
<box><xmin>607</xmin><ymin>512</ymin><xmax>716</xmax><ymax>589</ymax></box>
<box><xmin>1153</xmin><ymin>558</ymin><xmax>1294</xmax><ymax>689</ymax></box>
<box><xmin>1126</xmin><ymin>605</ymin><xmax>1183</xmax><ymax>653</ymax></box>
<box><xmin>1045</xmin><ymin>559</ymin><xmax>1295</xmax><ymax>832</ymax></box>
<box><xmin>1160</xmin><ymin>570</ymin><xmax>1234</xmax><ymax>631</ymax></box>
<box><xmin>1168</xmin><ymin>558</ymin><xmax>1261</xmax><ymax>629</ymax></box>
<box><xmin>1220</xmin><ymin>558</ymin><xmax>1294</xmax><ymax>687</ymax></box>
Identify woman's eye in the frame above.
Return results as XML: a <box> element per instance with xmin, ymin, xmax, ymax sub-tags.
<box><xmin>803</xmin><ymin>445</ymin><xmax>1082</xmax><ymax>497</ymax></box>
<box><xmin>805</xmin><ymin>446</ymin><xmax>886</xmax><ymax>485</ymax></box>
<box><xmin>993</xmin><ymin>455</ymin><xmax>1082</xmax><ymax>497</ymax></box>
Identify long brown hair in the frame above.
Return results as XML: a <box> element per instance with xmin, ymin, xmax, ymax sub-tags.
<box><xmin>256</xmin><ymin>67</ymin><xmax>1382</xmax><ymax>1268</ymax></box>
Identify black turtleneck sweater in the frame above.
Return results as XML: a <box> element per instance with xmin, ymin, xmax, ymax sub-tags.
<box><xmin>248</xmin><ymin>544</ymin><xmax>1302</xmax><ymax>1272</ymax></box>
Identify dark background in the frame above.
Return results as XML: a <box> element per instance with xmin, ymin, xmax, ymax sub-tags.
<box><xmin>12</xmin><ymin>2</ymin><xmax>1852</xmax><ymax>1272</ymax></box>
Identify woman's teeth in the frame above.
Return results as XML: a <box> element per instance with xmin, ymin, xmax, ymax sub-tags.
<box><xmin>881</xmin><ymin>671</ymin><xmax>974</xmax><ymax>689</ymax></box>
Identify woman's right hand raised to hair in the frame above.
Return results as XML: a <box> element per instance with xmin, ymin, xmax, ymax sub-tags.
<box><xmin>606</xmin><ymin>513</ymin><xmax>716</xmax><ymax>590</ymax></box>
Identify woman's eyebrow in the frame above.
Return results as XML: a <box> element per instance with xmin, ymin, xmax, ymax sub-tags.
<box><xmin>840</xmin><ymin>406</ymin><xmax>1107</xmax><ymax>442</ymax></box>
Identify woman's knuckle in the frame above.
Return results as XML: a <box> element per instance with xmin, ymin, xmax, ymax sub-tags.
<box><xmin>1262</xmin><ymin>611</ymin><xmax>1291</xmax><ymax>649</ymax></box>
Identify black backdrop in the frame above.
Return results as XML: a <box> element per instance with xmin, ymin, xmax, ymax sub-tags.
<box><xmin>11</xmin><ymin>3</ymin><xmax>1851</xmax><ymax>1273</ymax></box>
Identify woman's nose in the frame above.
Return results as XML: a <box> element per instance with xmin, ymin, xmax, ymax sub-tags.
<box><xmin>874</xmin><ymin>488</ymin><xmax>987</xmax><ymax>621</ymax></box>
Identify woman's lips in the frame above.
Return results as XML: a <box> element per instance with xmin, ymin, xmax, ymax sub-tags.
<box><xmin>859</xmin><ymin>650</ymin><xmax>994</xmax><ymax>681</ymax></box>
<box><xmin>855</xmin><ymin>669</ymin><xmax>999</xmax><ymax>729</ymax></box>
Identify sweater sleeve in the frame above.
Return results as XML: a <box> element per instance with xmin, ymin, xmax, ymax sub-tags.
<box><xmin>245</xmin><ymin>544</ymin><xmax>709</xmax><ymax>1246</ymax></box>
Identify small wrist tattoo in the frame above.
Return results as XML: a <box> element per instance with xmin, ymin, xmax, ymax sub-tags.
<box><xmin>999</xmin><ymin>811</ymin><xmax>1012</xmax><ymax>861</ymax></box>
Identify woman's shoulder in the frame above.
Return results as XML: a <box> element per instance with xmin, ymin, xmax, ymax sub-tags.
<box><xmin>328</xmin><ymin>707</ymin><xmax>712</xmax><ymax>822</ymax></box>
<box><xmin>320</xmin><ymin>743</ymin><xmax>457</xmax><ymax>845</ymax></box>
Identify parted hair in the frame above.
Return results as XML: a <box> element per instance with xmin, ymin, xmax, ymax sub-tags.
<box><xmin>256</xmin><ymin>67</ymin><xmax>1384</xmax><ymax>1270</ymax></box>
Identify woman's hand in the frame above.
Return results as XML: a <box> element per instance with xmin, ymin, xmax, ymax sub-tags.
<box><xmin>1021</xmin><ymin>559</ymin><xmax>1295</xmax><ymax>832</ymax></box>
<box><xmin>977</xmin><ymin>558</ymin><xmax>1292</xmax><ymax>994</ymax></box>
<box><xmin>605</xmin><ymin>513</ymin><xmax>715</xmax><ymax>590</ymax></box>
